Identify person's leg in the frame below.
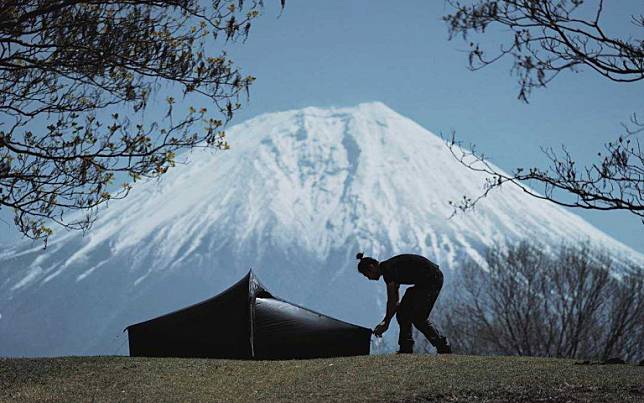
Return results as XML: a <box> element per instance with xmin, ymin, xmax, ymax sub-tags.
<box><xmin>396</xmin><ymin>288</ymin><xmax>415</xmax><ymax>353</ymax></box>
<box><xmin>410</xmin><ymin>283</ymin><xmax>452</xmax><ymax>353</ymax></box>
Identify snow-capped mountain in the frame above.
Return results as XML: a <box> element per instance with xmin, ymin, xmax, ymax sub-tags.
<box><xmin>1</xmin><ymin>102</ymin><xmax>641</xmax><ymax>357</ymax></box>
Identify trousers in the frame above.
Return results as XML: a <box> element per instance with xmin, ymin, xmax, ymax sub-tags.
<box><xmin>395</xmin><ymin>276</ymin><xmax>445</xmax><ymax>352</ymax></box>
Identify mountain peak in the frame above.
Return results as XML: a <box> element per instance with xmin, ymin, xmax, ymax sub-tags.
<box><xmin>249</xmin><ymin>102</ymin><xmax>401</xmax><ymax>126</ymax></box>
<box><xmin>300</xmin><ymin>101</ymin><xmax>395</xmax><ymax>114</ymax></box>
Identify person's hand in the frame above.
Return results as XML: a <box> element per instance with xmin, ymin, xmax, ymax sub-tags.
<box><xmin>373</xmin><ymin>321</ymin><xmax>389</xmax><ymax>337</ymax></box>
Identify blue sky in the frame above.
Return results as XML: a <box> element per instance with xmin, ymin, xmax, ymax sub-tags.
<box><xmin>1</xmin><ymin>0</ymin><xmax>642</xmax><ymax>253</ymax></box>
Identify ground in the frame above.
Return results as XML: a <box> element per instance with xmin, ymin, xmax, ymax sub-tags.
<box><xmin>0</xmin><ymin>354</ymin><xmax>642</xmax><ymax>402</ymax></box>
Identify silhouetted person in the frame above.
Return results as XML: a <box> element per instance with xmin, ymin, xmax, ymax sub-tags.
<box><xmin>356</xmin><ymin>252</ymin><xmax>451</xmax><ymax>354</ymax></box>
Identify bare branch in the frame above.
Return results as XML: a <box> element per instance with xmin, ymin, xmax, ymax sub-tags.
<box><xmin>444</xmin><ymin>0</ymin><xmax>643</xmax><ymax>102</ymax></box>
<box><xmin>442</xmin><ymin>115</ymin><xmax>643</xmax><ymax>221</ymax></box>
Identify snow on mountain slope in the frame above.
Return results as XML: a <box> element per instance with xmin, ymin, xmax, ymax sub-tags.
<box><xmin>1</xmin><ymin>102</ymin><xmax>642</xmax><ymax>357</ymax></box>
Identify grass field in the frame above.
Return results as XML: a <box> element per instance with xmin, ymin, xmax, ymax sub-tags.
<box><xmin>1</xmin><ymin>354</ymin><xmax>642</xmax><ymax>402</ymax></box>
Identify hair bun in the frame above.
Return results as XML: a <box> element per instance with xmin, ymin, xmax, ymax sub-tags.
<box><xmin>356</xmin><ymin>252</ymin><xmax>364</xmax><ymax>260</ymax></box>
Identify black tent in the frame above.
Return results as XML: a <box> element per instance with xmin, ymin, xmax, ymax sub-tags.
<box><xmin>126</xmin><ymin>271</ymin><xmax>371</xmax><ymax>359</ymax></box>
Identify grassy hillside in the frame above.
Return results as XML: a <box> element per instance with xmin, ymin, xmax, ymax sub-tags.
<box><xmin>1</xmin><ymin>354</ymin><xmax>642</xmax><ymax>402</ymax></box>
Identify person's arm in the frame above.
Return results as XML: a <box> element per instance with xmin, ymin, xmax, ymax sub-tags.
<box><xmin>374</xmin><ymin>281</ymin><xmax>399</xmax><ymax>336</ymax></box>
<box><xmin>383</xmin><ymin>281</ymin><xmax>400</xmax><ymax>323</ymax></box>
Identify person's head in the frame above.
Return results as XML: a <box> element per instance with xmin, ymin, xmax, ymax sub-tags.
<box><xmin>356</xmin><ymin>252</ymin><xmax>380</xmax><ymax>280</ymax></box>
